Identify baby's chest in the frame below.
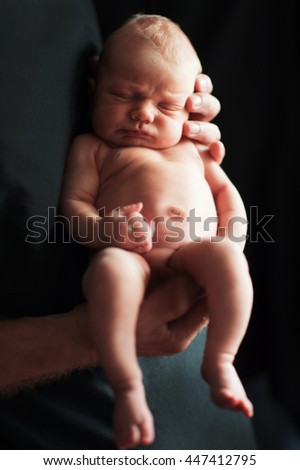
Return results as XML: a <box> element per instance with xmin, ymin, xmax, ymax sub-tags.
<box><xmin>99</xmin><ymin>147</ymin><xmax>162</xmax><ymax>180</ymax></box>
<box><xmin>163</xmin><ymin>142</ymin><xmax>204</xmax><ymax>174</ymax></box>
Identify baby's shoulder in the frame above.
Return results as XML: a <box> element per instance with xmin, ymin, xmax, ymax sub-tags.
<box><xmin>70</xmin><ymin>132</ymin><xmax>106</xmax><ymax>153</ymax></box>
<box><xmin>69</xmin><ymin>133</ymin><xmax>111</xmax><ymax>165</ymax></box>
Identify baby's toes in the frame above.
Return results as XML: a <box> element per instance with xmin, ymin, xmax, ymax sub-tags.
<box><xmin>239</xmin><ymin>399</ymin><xmax>254</xmax><ymax>418</ymax></box>
<box><xmin>116</xmin><ymin>424</ymin><xmax>140</xmax><ymax>450</ymax></box>
<box><xmin>140</xmin><ymin>417</ymin><xmax>155</xmax><ymax>446</ymax></box>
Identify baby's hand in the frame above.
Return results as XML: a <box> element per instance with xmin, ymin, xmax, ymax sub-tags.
<box><xmin>101</xmin><ymin>203</ymin><xmax>152</xmax><ymax>253</ymax></box>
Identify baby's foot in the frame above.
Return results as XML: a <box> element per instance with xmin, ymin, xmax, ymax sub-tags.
<box><xmin>113</xmin><ymin>385</ymin><xmax>155</xmax><ymax>449</ymax></box>
<box><xmin>202</xmin><ymin>354</ymin><xmax>253</xmax><ymax>418</ymax></box>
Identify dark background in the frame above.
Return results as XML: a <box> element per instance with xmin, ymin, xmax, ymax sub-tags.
<box><xmin>96</xmin><ymin>0</ymin><xmax>299</xmax><ymax>448</ymax></box>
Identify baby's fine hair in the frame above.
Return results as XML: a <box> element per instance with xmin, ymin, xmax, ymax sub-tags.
<box><xmin>124</xmin><ymin>14</ymin><xmax>197</xmax><ymax>61</ymax></box>
<box><xmin>99</xmin><ymin>13</ymin><xmax>201</xmax><ymax>71</ymax></box>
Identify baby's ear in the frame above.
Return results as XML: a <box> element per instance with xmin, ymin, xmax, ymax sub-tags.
<box><xmin>88</xmin><ymin>55</ymin><xmax>100</xmax><ymax>97</ymax></box>
<box><xmin>87</xmin><ymin>55</ymin><xmax>100</xmax><ymax>119</ymax></box>
<box><xmin>89</xmin><ymin>55</ymin><xmax>100</xmax><ymax>79</ymax></box>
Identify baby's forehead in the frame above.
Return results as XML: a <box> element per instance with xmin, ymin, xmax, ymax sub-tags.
<box><xmin>98</xmin><ymin>20</ymin><xmax>201</xmax><ymax>97</ymax></box>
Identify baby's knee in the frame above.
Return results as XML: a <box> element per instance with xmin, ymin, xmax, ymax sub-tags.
<box><xmin>89</xmin><ymin>247</ymin><xmax>129</xmax><ymax>274</ymax></box>
<box><xmin>209</xmin><ymin>241</ymin><xmax>253</xmax><ymax>303</ymax></box>
<box><xmin>203</xmin><ymin>237</ymin><xmax>242</xmax><ymax>263</ymax></box>
<box><xmin>82</xmin><ymin>248</ymin><xmax>125</xmax><ymax>292</ymax></box>
<box><xmin>86</xmin><ymin>247</ymin><xmax>150</xmax><ymax>290</ymax></box>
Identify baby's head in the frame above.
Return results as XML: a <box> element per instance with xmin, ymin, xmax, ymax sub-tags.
<box><xmin>92</xmin><ymin>14</ymin><xmax>201</xmax><ymax>149</ymax></box>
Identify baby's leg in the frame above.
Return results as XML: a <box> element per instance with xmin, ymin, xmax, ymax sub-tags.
<box><xmin>170</xmin><ymin>239</ymin><xmax>254</xmax><ymax>417</ymax></box>
<box><xmin>83</xmin><ymin>247</ymin><xmax>154</xmax><ymax>449</ymax></box>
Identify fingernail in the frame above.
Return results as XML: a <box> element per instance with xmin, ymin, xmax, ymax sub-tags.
<box><xmin>199</xmin><ymin>77</ymin><xmax>208</xmax><ymax>90</ymax></box>
<box><xmin>187</xmin><ymin>122</ymin><xmax>201</xmax><ymax>134</ymax></box>
<box><xmin>190</xmin><ymin>94</ymin><xmax>203</xmax><ymax>108</ymax></box>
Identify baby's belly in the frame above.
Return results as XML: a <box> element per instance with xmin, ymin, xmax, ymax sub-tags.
<box><xmin>149</xmin><ymin>202</ymin><xmax>217</xmax><ymax>249</ymax></box>
<box><xmin>97</xmin><ymin>154</ymin><xmax>218</xmax><ymax>249</ymax></box>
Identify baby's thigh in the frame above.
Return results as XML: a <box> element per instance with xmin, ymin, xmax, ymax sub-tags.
<box><xmin>83</xmin><ymin>247</ymin><xmax>151</xmax><ymax>296</ymax></box>
<box><xmin>169</xmin><ymin>239</ymin><xmax>242</xmax><ymax>283</ymax></box>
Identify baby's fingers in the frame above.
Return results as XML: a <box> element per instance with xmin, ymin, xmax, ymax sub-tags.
<box><xmin>128</xmin><ymin>214</ymin><xmax>150</xmax><ymax>239</ymax></box>
<box><xmin>119</xmin><ymin>202</ymin><xmax>143</xmax><ymax>215</ymax></box>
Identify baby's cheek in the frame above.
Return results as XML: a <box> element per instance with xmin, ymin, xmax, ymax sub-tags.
<box><xmin>162</xmin><ymin>126</ymin><xmax>182</xmax><ymax>147</ymax></box>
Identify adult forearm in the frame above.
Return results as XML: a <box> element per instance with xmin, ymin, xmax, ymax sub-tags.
<box><xmin>0</xmin><ymin>305</ymin><xmax>98</xmax><ymax>396</ymax></box>
<box><xmin>0</xmin><ymin>275</ymin><xmax>208</xmax><ymax>397</ymax></box>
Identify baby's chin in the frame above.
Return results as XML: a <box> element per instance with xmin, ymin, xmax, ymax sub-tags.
<box><xmin>99</xmin><ymin>131</ymin><xmax>181</xmax><ymax>150</ymax></box>
<box><xmin>108</xmin><ymin>135</ymin><xmax>159</xmax><ymax>149</ymax></box>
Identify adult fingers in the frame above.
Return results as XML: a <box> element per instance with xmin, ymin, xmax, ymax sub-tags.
<box><xmin>136</xmin><ymin>275</ymin><xmax>203</xmax><ymax>356</ymax></box>
<box><xmin>194</xmin><ymin>74</ymin><xmax>213</xmax><ymax>94</ymax></box>
<box><xmin>208</xmin><ymin>141</ymin><xmax>226</xmax><ymax>164</ymax></box>
<box><xmin>167</xmin><ymin>297</ymin><xmax>209</xmax><ymax>353</ymax></box>
<box><xmin>183</xmin><ymin>121</ymin><xmax>221</xmax><ymax>145</ymax></box>
<box><xmin>186</xmin><ymin>92</ymin><xmax>221</xmax><ymax>123</ymax></box>
<box><xmin>193</xmin><ymin>142</ymin><xmax>226</xmax><ymax>165</ymax></box>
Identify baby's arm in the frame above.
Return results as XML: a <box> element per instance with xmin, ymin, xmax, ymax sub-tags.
<box><xmin>60</xmin><ymin>134</ymin><xmax>151</xmax><ymax>252</ymax></box>
<box><xmin>60</xmin><ymin>133</ymin><xmax>105</xmax><ymax>249</ymax></box>
<box><xmin>202</xmin><ymin>153</ymin><xmax>248</xmax><ymax>250</ymax></box>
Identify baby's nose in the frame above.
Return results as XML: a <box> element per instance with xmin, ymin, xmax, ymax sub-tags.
<box><xmin>130</xmin><ymin>101</ymin><xmax>155</xmax><ymax>124</ymax></box>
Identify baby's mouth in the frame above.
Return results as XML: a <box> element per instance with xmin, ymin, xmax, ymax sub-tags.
<box><xmin>121</xmin><ymin>129</ymin><xmax>151</xmax><ymax>137</ymax></box>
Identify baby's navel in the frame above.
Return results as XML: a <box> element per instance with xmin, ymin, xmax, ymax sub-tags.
<box><xmin>168</xmin><ymin>206</ymin><xmax>186</xmax><ymax>218</ymax></box>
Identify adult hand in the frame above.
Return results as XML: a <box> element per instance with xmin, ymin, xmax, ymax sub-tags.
<box><xmin>136</xmin><ymin>274</ymin><xmax>209</xmax><ymax>356</ymax></box>
<box><xmin>183</xmin><ymin>74</ymin><xmax>225</xmax><ymax>164</ymax></box>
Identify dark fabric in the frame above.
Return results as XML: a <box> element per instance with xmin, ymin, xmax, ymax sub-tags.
<box><xmin>0</xmin><ymin>0</ymin><xmax>256</xmax><ymax>449</ymax></box>
<box><xmin>0</xmin><ymin>0</ymin><xmax>101</xmax><ymax>317</ymax></box>
<box><xmin>0</xmin><ymin>333</ymin><xmax>255</xmax><ymax>450</ymax></box>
